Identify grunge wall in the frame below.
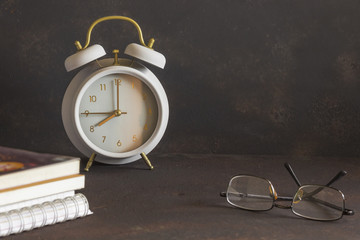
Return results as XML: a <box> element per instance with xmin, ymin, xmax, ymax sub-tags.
<box><xmin>1</xmin><ymin>0</ymin><xmax>360</xmax><ymax>157</ymax></box>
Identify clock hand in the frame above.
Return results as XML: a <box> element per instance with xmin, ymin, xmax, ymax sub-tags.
<box><xmin>97</xmin><ymin>113</ymin><xmax>116</xmax><ymax>126</ymax></box>
<box><xmin>116</xmin><ymin>78</ymin><xmax>120</xmax><ymax>112</ymax></box>
<box><xmin>97</xmin><ymin>110</ymin><xmax>128</xmax><ymax>127</ymax></box>
<box><xmin>81</xmin><ymin>111</ymin><xmax>114</xmax><ymax>116</ymax></box>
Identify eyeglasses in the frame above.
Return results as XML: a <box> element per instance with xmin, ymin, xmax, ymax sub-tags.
<box><xmin>220</xmin><ymin>163</ymin><xmax>355</xmax><ymax>221</ymax></box>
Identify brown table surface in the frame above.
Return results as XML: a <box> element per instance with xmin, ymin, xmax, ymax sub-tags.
<box><xmin>6</xmin><ymin>154</ymin><xmax>360</xmax><ymax>240</ymax></box>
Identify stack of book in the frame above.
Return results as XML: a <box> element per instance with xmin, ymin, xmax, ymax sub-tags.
<box><xmin>0</xmin><ymin>146</ymin><xmax>92</xmax><ymax>237</ymax></box>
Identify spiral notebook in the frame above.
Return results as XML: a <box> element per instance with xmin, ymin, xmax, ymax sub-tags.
<box><xmin>0</xmin><ymin>193</ymin><xmax>93</xmax><ymax>237</ymax></box>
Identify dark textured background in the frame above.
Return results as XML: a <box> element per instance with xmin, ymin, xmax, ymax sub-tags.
<box><xmin>1</xmin><ymin>0</ymin><xmax>360</xmax><ymax>158</ymax></box>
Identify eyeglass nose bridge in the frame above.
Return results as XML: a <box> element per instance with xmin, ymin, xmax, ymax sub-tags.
<box><xmin>274</xmin><ymin>201</ymin><xmax>292</xmax><ymax>209</ymax></box>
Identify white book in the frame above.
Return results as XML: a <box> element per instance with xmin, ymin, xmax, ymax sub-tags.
<box><xmin>0</xmin><ymin>174</ymin><xmax>85</xmax><ymax>206</ymax></box>
<box><xmin>0</xmin><ymin>146</ymin><xmax>80</xmax><ymax>190</ymax></box>
<box><xmin>0</xmin><ymin>193</ymin><xmax>93</xmax><ymax>237</ymax></box>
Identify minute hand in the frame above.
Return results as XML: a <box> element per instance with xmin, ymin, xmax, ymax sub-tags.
<box><xmin>117</xmin><ymin>78</ymin><xmax>120</xmax><ymax>111</ymax></box>
<box><xmin>81</xmin><ymin>111</ymin><xmax>114</xmax><ymax>116</ymax></box>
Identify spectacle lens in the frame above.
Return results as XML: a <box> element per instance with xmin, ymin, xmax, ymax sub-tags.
<box><xmin>292</xmin><ymin>185</ymin><xmax>345</xmax><ymax>221</ymax></box>
<box><xmin>227</xmin><ymin>175</ymin><xmax>275</xmax><ymax>211</ymax></box>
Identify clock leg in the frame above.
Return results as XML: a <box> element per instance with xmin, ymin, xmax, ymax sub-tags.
<box><xmin>141</xmin><ymin>152</ymin><xmax>154</xmax><ymax>170</ymax></box>
<box><xmin>84</xmin><ymin>153</ymin><xmax>97</xmax><ymax>171</ymax></box>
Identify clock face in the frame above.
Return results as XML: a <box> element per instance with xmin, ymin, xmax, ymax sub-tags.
<box><xmin>77</xmin><ymin>73</ymin><xmax>158</xmax><ymax>155</ymax></box>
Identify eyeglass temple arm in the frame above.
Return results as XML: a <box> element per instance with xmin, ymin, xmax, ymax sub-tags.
<box><xmin>325</xmin><ymin>170</ymin><xmax>354</xmax><ymax>215</ymax></box>
<box><xmin>284</xmin><ymin>163</ymin><xmax>301</xmax><ymax>187</ymax></box>
<box><xmin>326</xmin><ymin>170</ymin><xmax>347</xmax><ymax>186</ymax></box>
<box><xmin>285</xmin><ymin>162</ymin><xmax>347</xmax><ymax>187</ymax></box>
<box><xmin>344</xmin><ymin>208</ymin><xmax>355</xmax><ymax>215</ymax></box>
<box><xmin>219</xmin><ymin>191</ymin><xmax>292</xmax><ymax>201</ymax></box>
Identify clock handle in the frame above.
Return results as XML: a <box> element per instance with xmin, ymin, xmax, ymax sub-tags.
<box><xmin>74</xmin><ymin>15</ymin><xmax>155</xmax><ymax>51</ymax></box>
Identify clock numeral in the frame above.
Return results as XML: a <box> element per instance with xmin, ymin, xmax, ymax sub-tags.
<box><xmin>90</xmin><ymin>125</ymin><xmax>95</xmax><ymax>132</ymax></box>
<box><xmin>84</xmin><ymin>110</ymin><xmax>90</xmax><ymax>117</ymax></box>
<box><xmin>144</xmin><ymin>124</ymin><xmax>148</xmax><ymax>131</ymax></box>
<box><xmin>148</xmin><ymin>108</ymin><xmax>152</xmax><ymax>115</ymax></box>
<box><xmin>115</xmin><ymin>79</ymin><xmax>122</xmax><ymax>86</ymax></box>
<box><xmin>132</xmin><ymin>82</ymin><xmax>135</xmax><ymax>88</ymax></box>
<box><xmin>142</xmin><ymin>93</ymin><xmax>147</xmax><ymax>100</ymax></box>
<box><xmin>100</xmin><ymin>84</ymin><xmax>106</xmax><ymax>91</ymax></box>
<box><xmin>132</xmin><ymin>135</ymin><xmax>137</xmax><ymax>142</ymax></box>
<box><xmin>102</xmin><ymin>136</ymin><xmax>106</xmax><ymax>143</ymax></box>
<box><xmin>89</xmin><ymin>95</ymin><xmax>97</xmax><ymax>102</ymax></box>
<box><xmin>117</xmin><ymin>140</ymin><xmax>122</xmax><ymax>147</ymax></box>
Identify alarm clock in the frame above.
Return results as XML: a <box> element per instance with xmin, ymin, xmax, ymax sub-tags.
<box><xmin>61</xmin><ymin>16</ymin><xmax>169</xmax><ymax>170</ymax></box>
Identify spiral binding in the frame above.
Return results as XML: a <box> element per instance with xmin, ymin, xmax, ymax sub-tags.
<box><xmin>0</xmin><ymin>193</ymin><xmax>91</xmax><ymax>237</ymax></box>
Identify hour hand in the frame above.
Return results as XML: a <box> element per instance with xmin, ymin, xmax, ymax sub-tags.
<box><xmin>97</xmin><ymin>113</ymin><xmax>116</xmax><ymax>126</ymax></box>
<box><xmin>96</xmin><ymin>110</ymin><xmax>127</xmax><ymax>127</ymax></box>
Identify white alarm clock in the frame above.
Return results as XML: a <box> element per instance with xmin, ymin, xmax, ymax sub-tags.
<box><xmin>61</xmin><ymin>16</ymin><xmax>169</xmax><ymax>170</ymax></box>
